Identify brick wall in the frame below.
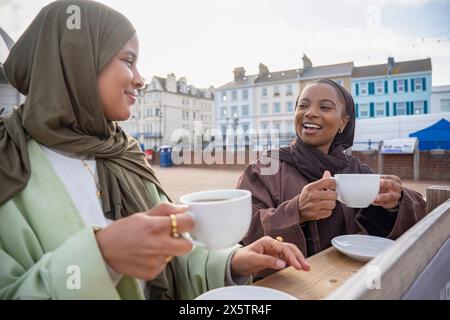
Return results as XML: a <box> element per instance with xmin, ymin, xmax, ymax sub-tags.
<box><xmin>382</xmin><ymin>154</ymin><xmax>415</xmax><ymax>179</ymax></box>
<box><xmin>149</xmin><ymin>150</ymin><xmax>450</xmax><ymax>181</ymax></box>
<box><xmin>351</xmin><ymin>151</ymin><xmax>379</xmax><ymax>173</ymax></box>
<box><xmin>419</xmin><ymin>151</ymin><xmax>450</xmax><ymax>180</ymax></box>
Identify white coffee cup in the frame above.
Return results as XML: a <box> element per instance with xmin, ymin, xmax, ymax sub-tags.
<box><xmin>179</xmin><ymin>189</ymin><xmax>252</xmax><ymax>249</ymax></box>
<box><xmin>333</xmin><ymin>174</ymin><xmax>380</xmax><ymax>208</ymax></box>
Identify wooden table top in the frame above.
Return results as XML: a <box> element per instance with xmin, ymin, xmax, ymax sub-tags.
<box><xmin>254</xmin><ymin>246</ymin><xmax>366</xmax><ymax>300</ymax></box>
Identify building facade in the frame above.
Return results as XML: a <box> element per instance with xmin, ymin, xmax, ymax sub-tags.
<box><xmin>214</xmin><ymin>67</ymin><xmax>256</xmax><ymax>137</ymax></box>
<box><xmin>214</xmin><ymin>55</ymin><xmax>448</xmax><ymax>149</ymax></box>
<box><xmin>0</xmin><ymin>27</ymin><xmax>24</xmax><ymax>115</ymax></box>
<box><xmin>121</xmin><ymin>74</ymin><xmax>214</xmax><ymax>150</ymax></box>
<box><xmin>214</xmin><ymin>55</ymin><xmax>354</xmax><ymax>146</ymax></box>
<box><xmin>352</xmin><ymin>58</ymin><xmax>432</xmax><ymax>119</ymax></box>
<box><xmin>431</xmin><ymin>85</ymin><xmax>450</xmax><ymax>114</ymax></box>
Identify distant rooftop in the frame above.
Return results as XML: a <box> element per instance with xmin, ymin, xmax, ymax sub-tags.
<box><xmin>301</xmin><ymin>62</ymin><xmax>354</xmax><ymax>80</ymax></box>
<box><xmin>352</xmin><ymin>58</ymin><xmax>432</xmax><ymax>78</ymax></box>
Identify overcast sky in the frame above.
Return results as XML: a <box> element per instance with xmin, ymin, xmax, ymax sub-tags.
<box><xmin>1</xmin><ymin>0</ymin><xmax>449</xmax><ymax>88</ymax></box>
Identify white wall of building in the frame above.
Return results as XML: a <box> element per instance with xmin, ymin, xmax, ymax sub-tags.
<box><xmin>431</xmin><ymin>85</ymin><xmax>450</xmax><ymax>113</ymax></box>
<box><xmin>0</xmin><ymin>83</ymin><xmax>25</xmax><ymax>114</ymax></box>
<box><xmin>253</xmin><ymin>81</ymin><xmax>299</xmax><ymax>133</ymax></box>
<box><xmin>215</xmin><ymin>85</ymin><xmax>254</xmax><ymax>135</ymax></box>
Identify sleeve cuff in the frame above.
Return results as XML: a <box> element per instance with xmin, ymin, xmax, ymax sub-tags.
<box><xmin>224</xmin><ymin>248</ymin><xmax>252</xmax><ymax>286</ymax></box>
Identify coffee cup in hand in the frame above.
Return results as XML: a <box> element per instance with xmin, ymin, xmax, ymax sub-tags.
<box><xmin>179</xmin><ymin>189</ymin><xmax>252</xmax><ymax>249</ymax></box>
<box><xmin>333</xmin><ymin>174</ymin><xmax>380</xmax><ymax>208</ymax></box>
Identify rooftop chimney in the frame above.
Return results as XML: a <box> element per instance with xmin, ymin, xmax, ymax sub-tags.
<box><xmin>233</xmin><ymin>67</ymin><xmax>246</xmax><ymax>81</ymax></box>
<box><xmin>387</xmin><ymin>56</ymin><xmax>395</xmax><ymax>75</ymax></box>
<box><xmin>302</xmin><ymin>54</ymin><xmax>312</xmax><ymax>69</ymax></box>
<box><xmin>258</xmin><ymin>63</ymin><xmax>269</xmax><ymax>76</ymax></box>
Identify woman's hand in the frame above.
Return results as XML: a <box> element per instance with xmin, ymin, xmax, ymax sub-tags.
<box><xmin>298</xmin><ymin>170</ymin><xmax>337</xmax><ymax>223</ymax></box>
<box><xmin>230</xmin><ymin>236</ymin><xmax>310</xmax><ymax>276</ymax></box>
<box><xmin>372</xmin><ymin>175</ymin><xmax>403</xmax><ymax>210</ymax></box>
<box><xmin>95</xmin><ymin>203</ymin><xmax>194</xmax><ymax>280</ymax></box>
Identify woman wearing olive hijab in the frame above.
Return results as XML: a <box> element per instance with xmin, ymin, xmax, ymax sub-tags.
<box><xmin>0</xmin><ymin>0</ymin><xmax>309</xmax><ymax>299</ymax></box>
<box><xmin>238</xmin><ymin>79</ymin><xmax>426</xmax><ymax>267</ymax></box>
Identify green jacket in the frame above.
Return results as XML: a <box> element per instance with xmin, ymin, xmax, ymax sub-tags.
<box><xmin>0</xmin><ymin>140</ymin><xmax>237</xmax><ymax>299</ymax></box>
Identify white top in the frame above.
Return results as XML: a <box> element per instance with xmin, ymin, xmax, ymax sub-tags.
<box><xmin>40</xmin><ymin>145</ymin><xmax>127</xmax><ymax>287</ymax></box>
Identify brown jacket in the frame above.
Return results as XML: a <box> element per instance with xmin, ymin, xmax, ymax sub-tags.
<box><xmin>237</xmin><ymin>154</ymin><xmax>427</xmax><ymax>257</ymax></box>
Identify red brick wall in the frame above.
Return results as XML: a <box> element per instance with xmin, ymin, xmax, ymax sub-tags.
<box><xmin>150</xmin><ymin>150</ymin><xmax>450</xmax><ymax>181</ymax></box>
<box><xmin>419</xmin><ymin>151</ymin><xmax>450</xmax><ymax>180</ymax></box>
<box><xmin>382</xmin><ymin>154</ymin><xmax>415</xmax><ymax>179</ymax></box>
<box><xmin>351</xmin><ymin>151</ymin><xmax>379</xmax><ymax>172</ymax></box>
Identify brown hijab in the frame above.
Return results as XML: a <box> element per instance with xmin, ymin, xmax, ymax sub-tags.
<box><xmin>278</xmin><ymin>78</ymin><xmax>356</xmax><ymax>182</ymax></box>
<box><xmin>0</xmin><ymin>0</ymin><xmax>168</xmax><ymax>219</ymax></box>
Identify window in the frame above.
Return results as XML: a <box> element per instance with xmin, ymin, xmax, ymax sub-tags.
<box><xmin>441</xmin><ymin>99</ymin><xmax>450</xmax><ymax>112</ymax></box>
<box><xmin>261</xmin><ymin>87</ymin><xmax>267</xmax><ymax>97</ymax></box>
<box><xmin>221</xmin><ymin>124</ymin><xmax>227</xmax><ymax>135</ymax></box>
<box><xmin>286</xmin><ymin>84</ymin><xmax>293</xmax><ymax>96</ymax></box>
<box><xmin>231</xmin><ymin>90</ymin><xmax>237</xmax><ymax>101</ymax></box>
<box><xmin>273</xmin><ymin>86</ymin><xmax>280</xmax><ymax>97</ymax></box>
<box><xmin>231</xmin><ymin>106</ymin><xmax>238</xmax><ymax>118</ymax></box>
<box><xmin>414</xmin><ymin>101</ymin><xmax>424</xmax><ymax>114</ymax></box>
<box><xmin>260</xmin><ymin>122</ymin><xmax>268</xmax><ymax>130</ymax></box>
<box><xmin>414</xmin><ymin>78</ymin><xmax>423</xmax><ymax>91</ymax></box>
<box><xmin>221</xmin><ymin>92</ymin><xmax>227</xmax><ymax>103</ymax></box>
<box><xmin>242</xmin><ymin>123</ymin><xmax>249</xmax><ymax>132</ymax></box>
<box><xmin>396</xmin><ymin>102</ymin><xmax>407</xmax><ymax>115</ymax></box>
<box><xmin>359</xmin><ymin>103</ymin><xmax>369</xmax><ymax>118</ymax></box>
<box><xmin>242</xmin><ymin>105</ymin><xmax>249</xmax><ymax>116</ymax></box>
<box><xmin>274</xmin><ymin>102</ymin><xmax>281</xmax><ymax>113</ymax></box>
<box><xmin>273</xmin><ymin>122</ymin><xmax>281</xmax><ymax>132</ymax></box>
<box><xmin>376</xmin><ymin>80</ymin><xmax>384</xmax><ymax>94</ymax></box>
<box><xmin>375</xmin><ymin>102</ymin><xmax>385</xmax><ymax>117</ymax></box>
<box><xmin>397</xmin><ymin>80</ymin><xmax>404</xmax><ymax>93</ymax></box>
<box><xmin>286</xmin><ymin>121</ymin><xmax>294</xmax><ymax>133</ymax></box>
<box><xmin>286</xmin><ymin>101</ymin><xmax>294</xmax><ymax>113</ymax></box>
<box><xmin>360</xmin><ymin>82</ymin><xmax>368</xmax><ymax>95</ymax></box>
<box><xmin>261</xmin><ymin>103</ymin><xmax>268</xmax><ymax>114</ymax></box>
<box><xmin>242</xmin><ymin>89</ymin><xmax>248</xmax><ymax>100</ymax></box>
<box><xmin>221</xmin><ymin>107</ymin><xmax>227</xmax><ymax>119</ymax></box>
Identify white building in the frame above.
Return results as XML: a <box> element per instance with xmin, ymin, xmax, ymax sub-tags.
<box><xmin>215</xmin><ymin>67</ymin><xmax>256</xmax><ymax>136</ymax></box>
<box><xmin>253</xmin><ymin>63</ymin><xmax>300</xmax><ymax>138</ymax></box>
<box><xmin>431</xmin><ymin>85</ymin><xmax>450</xmax><ymax>114</ymax></box>
<box><xmin>121</xmin><ymin>74</ymin><xmax>214</xmax><ymax>149</ymax></box>
<box><xmin>214</xmin><ymin>56</ymin><xmax>353</xmax><ymax>147</ymax></box>
<box><xmin>0</xmin><ymin>27</ymin><xmax>25</xmax><ymax>115</ymax></box>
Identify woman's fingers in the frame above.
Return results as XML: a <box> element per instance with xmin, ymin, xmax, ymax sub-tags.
<box><xmin>168</xmin><ymin>213</ymin><xmax>195</xmax><ymax>234</ymax></box>
<box><xmin>145</xmin><ymin>202</ymin><xmax>189</xmax><ymax>217</ymax></box>
<box><xmin>270</xmin><ymin>240</ymin><xmax>310</xmax><ymax>271</ymax></box>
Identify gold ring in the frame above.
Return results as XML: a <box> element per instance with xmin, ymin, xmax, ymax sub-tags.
<box><xmin>271</xmin><ymin>236</ymin><xmax>284</xmax><ymax>248</ymax></box>
<box><xmin>169</xmin><ymin>214</ymin><xmax>180</xmax><ymax>238</ymax></box>
<box><xmin>165</xmin><ymin>256</ymin><xmax>173</xmax><ymax>263</ymax></box>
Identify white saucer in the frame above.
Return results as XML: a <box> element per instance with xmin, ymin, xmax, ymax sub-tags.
<box><xmin>195</xmin><ymin>285</ymin><xmax>297</xmax><ymax>300</ymax></box>
<box><xmin>331</xmin><ymin>234</ymin><xmax>394</xmax><ymax>262</ymax></box>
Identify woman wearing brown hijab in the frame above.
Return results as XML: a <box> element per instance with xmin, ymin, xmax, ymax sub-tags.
<box><xmin>0</xmin><ymin>0</ymin><xmax>309</xmax><ymax>299</ymax></box>
<box><xmin>237</xmin><ymin>79</ymin><xmax>426</xmax><ymax>268</ymax></box>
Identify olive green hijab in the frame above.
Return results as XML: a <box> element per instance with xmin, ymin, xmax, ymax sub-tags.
<box><xmin>0</xmin><ymin>0</ymin><xmax>168</xmax><ymax>219</ymax></box>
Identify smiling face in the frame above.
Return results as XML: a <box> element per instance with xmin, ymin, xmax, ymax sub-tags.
<box><xmin>295</xmin><ymin>82</ymin><xmax>350</xmax><ymax>153</ymax></box>
<box><xmin>97</xmin><ymin>34</ymin><xmax>143</xmax><ymax>121</ymax></box>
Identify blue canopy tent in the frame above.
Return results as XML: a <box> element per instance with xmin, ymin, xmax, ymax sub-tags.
<box><xmin>409</xmin><ymin>119</ymin><xmax>450</xmax><ymax>150</ymax></box>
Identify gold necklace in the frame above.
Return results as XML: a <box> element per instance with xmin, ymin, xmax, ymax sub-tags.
<box><xmin>80</xmin><ymin>159</ymin><xmax>102</xmax><ymax>198</ymax></box>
